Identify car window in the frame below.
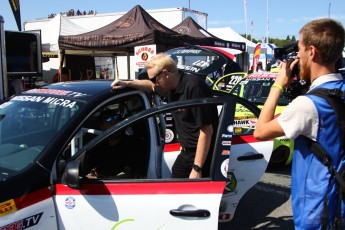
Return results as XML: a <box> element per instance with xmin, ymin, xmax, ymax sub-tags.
<box><xmin>61</xmin><ymin>94</ymin><xmax>149</xmax><ymax>179</ymax></box>
<box><xmin>164</xmin><ymin>47</ymin><xmax>227</xmax><ymax>79</ymax></box>
<box><xmin>231</xmin><ymin>75</ymin><xmax>290</xmax><ymax>106</ymax></box>
<box><xmin>0</xmin><ymin>95</ymin><xmax>83</xmax><ymax>175</ymax></box>
<box><xmin>212</xmin><ymin>72</ymin><xmax>247</xmax><ymax>93</ymax></box>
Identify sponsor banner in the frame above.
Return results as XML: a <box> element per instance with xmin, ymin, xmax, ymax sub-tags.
<box><xmin>134</xmin><ymin>45</ymin><xmax>156</xmax><ymax>68</ymax></box>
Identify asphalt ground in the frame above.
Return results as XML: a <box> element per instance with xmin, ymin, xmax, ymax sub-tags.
<box><xmin>226</xmin><ymin>165</ymin><xmax>294</xmax><ymax>229</ymax></box>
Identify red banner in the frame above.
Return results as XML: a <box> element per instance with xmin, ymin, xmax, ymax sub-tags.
<box><xmin>8</xmin><ymin>0</ymin><xmax>21</xmax><ymax>31</ymax></box>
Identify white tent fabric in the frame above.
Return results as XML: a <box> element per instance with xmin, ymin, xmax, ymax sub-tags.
<box><xmin>208</xmin><ymin>27</ymin><xmax>257</xmax><ymax>53</ymax></box>
<box><xmin>24</xmin><ymin>14</ymin><xmax>88</xmax><ymax>52</ymax></box>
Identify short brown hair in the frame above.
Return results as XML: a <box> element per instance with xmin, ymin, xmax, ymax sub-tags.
<box><xmin>145</xmin><ymin>54</ymin><xmax>178</xmax><ymax>75</ymax></box>
<box><xmin>300</xmin><ymin>18</ymin><xmax>345</xmax><ymax>64</ymax></box>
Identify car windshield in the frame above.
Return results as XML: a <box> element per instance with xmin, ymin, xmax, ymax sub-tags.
<box><xmin>231</xmin><ymin>76</ymin><xmax>290</xmax><ymax>106</ymax></box>
<box><xmin>0</xmin><ymin>94</ymin><xmax>84</xmax><ymax>176</ymax></box>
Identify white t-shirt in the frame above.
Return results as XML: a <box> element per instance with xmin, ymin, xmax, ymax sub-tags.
<box><xmin>277</xmin><ymin>73</ymin><xmax>343</xmax><ymax>141</ymax></box>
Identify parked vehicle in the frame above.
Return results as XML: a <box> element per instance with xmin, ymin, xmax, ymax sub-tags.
<box><xmin>213</xmin><ymin>71</ymin><xmax>294</xmax><ymax>167</ymax></box>
<box><xmin>0</xmin><ymin>80</ymin><xmax>273</xmax><ymax>229</ymax></box>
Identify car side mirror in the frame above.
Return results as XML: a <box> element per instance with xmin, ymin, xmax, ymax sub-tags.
<box><xmin>62</xmin><ymin>160</ymin><xmax>81</xmax><ymax>189</ymax></box>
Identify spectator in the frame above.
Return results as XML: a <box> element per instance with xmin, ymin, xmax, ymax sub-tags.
<box><xmin>111</xmin><ymin>54</ymin><xmax>219</xmax><ymax>179</ymax></box>
<box><xmin>85</xmin><ymin>108</ymin><xmax>144</xmax><ymax>179</ymax></box>
<box><xmin>254</xmin><ymin>18</ymin><xmax>345</xmax><ymax>229</ymax></box>
<box><xmin>256</xmin><ymin>61</ymin><xmax>265</xmax><ymax>72</ymax></box>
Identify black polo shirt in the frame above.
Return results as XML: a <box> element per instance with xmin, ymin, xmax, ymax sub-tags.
<box><xmin>168</xmin><ymin>72</ymin><xmax>218</xmax><ymax>149</ymax></box>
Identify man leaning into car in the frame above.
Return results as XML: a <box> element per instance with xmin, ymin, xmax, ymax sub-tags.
<box><xmin>111</xmin><ymin>54</ymin><xmax>218</xmax><ymax>179</ymax></box>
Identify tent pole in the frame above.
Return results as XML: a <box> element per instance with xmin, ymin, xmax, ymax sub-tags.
<box><xmin>127</xmin><ymin>53</ymin><xmax>130</xmax><ymax>80</ymax></box>
<box><xmin>0</xmin><ymin>16</ymin><xmax>8</xmax><ymax>100</ymax></box>
<box><xmin>58</xmin><ymin>49</ymin><xmax>65</xmax><ymax>81</ymax></box>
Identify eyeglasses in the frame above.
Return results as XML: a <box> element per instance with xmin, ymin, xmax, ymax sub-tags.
<box><xmin>103</xmin><ymin>114</ymin><xmax>122</xmax><ymax>123</ymax></box>
<box><xmin>149</xmin><ymin>70</ymin><xmax>163</xmax><ymax>83</ymax></box>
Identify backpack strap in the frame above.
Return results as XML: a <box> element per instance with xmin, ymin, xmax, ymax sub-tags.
<box><xmin>305</xmin><ymin>87</ymin><xmax>345</xmax><ymax>229</ymax></box>
<box><xmin>307</xmin><ymin>88</ymin><xmax>345</xmax><ymax>146</ymax></box>
<box><xmin>304</xmin><ymin>138</ymin><xmax>345</xmax><ymax>229</ymax></box>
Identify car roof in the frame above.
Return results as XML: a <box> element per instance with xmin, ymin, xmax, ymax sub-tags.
<box><xmin>23</xmin><ymin>80</ymin><xmax>134</xmax><ymax>102</ymax></box>
<box><xmin>199</xmin><ymin>46</ymin><xmax>235</xmax><ymax>60</ymax></box>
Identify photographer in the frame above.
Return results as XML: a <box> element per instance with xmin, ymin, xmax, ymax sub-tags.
<box><xmin>254</xmin><ymin>18</ymin><xmax>345</xmax><ymax>229</ymax></box>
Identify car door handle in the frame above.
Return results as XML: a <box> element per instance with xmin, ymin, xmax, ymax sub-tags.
<box><xmin>170</xmin><ymin>209</ymin><xmax>210</xmax><ymax>217</ymax></box>
<box><xmin>237</xmin><ymin>153</ymin><xmax>264</xmax><ymax>161</ymax></box>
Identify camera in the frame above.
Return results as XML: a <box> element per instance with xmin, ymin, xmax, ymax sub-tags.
<box><xmin>274</xmin><ymin>42</ymin><xmax>300</xmax><ymax>78</ymax></box>
<box><xmin>274</xmin><ymin>42</ymin><xmax>298</xmax><ymax>62</ymax></box>
<box><xmin>274</xmin><ymin>42</ymin><xmax>308</xmax><ymax>101</ymax></box>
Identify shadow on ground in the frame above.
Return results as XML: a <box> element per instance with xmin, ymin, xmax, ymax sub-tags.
<box><xmin>220</xmin><ymin>165</ymin><xmax>294</xmax><ymax>229</ymax></box>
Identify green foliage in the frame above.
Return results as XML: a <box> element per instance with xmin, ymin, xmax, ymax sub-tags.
<box><xmin>240</xmin><ymin>33</ymin><xmax>298</xmax><ymax>48</ymax></box>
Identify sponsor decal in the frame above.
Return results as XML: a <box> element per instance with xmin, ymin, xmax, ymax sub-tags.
<box><xmin>177</xmin><ymin>65</ymin><xmax>201</xmax><ymax>73</ymax></box>
<box><xmin>165</xmin><ymin>129</ymin><xmax>175</xmax><ymax>143</ymax></box>
<box><xmin>221</xmin><ymin>141</ymin><xmax>231</xmax><ymax>146</ymax></box>
<box><xmin>235</xmin><ymin>115</ymin><xmax>256</xmax><ymax>120</ymax></box>
<box><xmin>227</xmin><ymin>125</ymin><xmax>233</xmax><ymax>133</ymax></box>
<box><xmin>275</xmin><ymin>138</ymin><xmax>291</xmax><ymax>142</ymax></box>
<box><xmin>226</xmin><ymin>75</ymin><xmax>244</xmax><ymax>86</ymax></box>
<box><xmin>135</xmin><ymin>46</ymin><xmax>155</xmax><ymax>56</ymax></box>
<box><xmin>65</xmin><ymin>196</ymin><xmax>76</xmax><ymax>209</ymax></box>
<box><xmin>114</xmin><ymin>17</ymin><xmax>135</xmax><ymax>30</ymax></box>
<box><xmin>224</xmin><ymin>171</ymin><xmax>238</xmax><ymax>194</ymax></box>
<box><xmin>26</xmin><ymin>89</ymin><xmax>88</xmax><ymax>98</ymax></box>
<box><xmin>0</xmin><ymin>212</ymin><xmax>43</xmax><ymax>230</ymax></box>
<box><xmin>141</xmin><ymin>52</ymin><xmax>149</xmax><ymax>61</ymax></box>
<box><xmin>221</xmin><ymin>159</ymin><xmax>229</xmax><ymax>178</ymax></box>
<box><xmin>221</xmin><ymin>134</ymin><xmax>232</xmax><ymax>139</ymax></box>
<box><xmin>222</xmin><ymin>149</ymin><xmax>230</xmax><ymax>155</ymax></box>
<box><xmin>174</xmin><ymin>49</ymin><xmax>202</xmax><ymax>54</ymax></box>
<box><xmin>12</xmin><ymin>96</ymin><xmax>77</xmax><ymax>108</ymax></box>
<box><xmin>233</xmin><ymin>119</ymin><xmax>257</xmax><ymax>127</ymax></box>
<box><xmin>0</xmin><ymin>199</ymin><xmax>17</xmax><ymax>217</ymax></box>
<box><xmin>111</xmin><ymin>218</ymin><xmax>135</xmax><ymax>229</ymax></box>
<box><xmin>191</xmin><ymin>60</ymin><xmax>209</xmax><ymax>68</ymax></box>
<box><xmin>174</xmin><ymin>26</ymin><xmax>191</xmax><ymax>35</ymax></box>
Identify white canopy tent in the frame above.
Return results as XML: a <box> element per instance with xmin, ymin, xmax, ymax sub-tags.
<box><xmin>24</xmin><ymin>14</ymin><xmax>88</xmax><ymax>54</ymax></box>
<box><xmin>24</xmin><ymin>14</ymin><xmax>89</xmax><ymax>82</ymax></box>
<box><xmin>208</xmin><ymin>27</ymin><xmax>257</xmax><ymax>53</ymax></box>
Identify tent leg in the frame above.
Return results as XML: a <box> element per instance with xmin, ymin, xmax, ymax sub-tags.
<box><xmin>127</xmin><ymin>53</ymin><xmax>130</xmax><ymax>80</ymax></box>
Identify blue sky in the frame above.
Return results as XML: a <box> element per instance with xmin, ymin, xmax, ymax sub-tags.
<box><xmin>0</xmin><ymin>0</ymin><xmax>344</xmax><ymax>41</ymax></box>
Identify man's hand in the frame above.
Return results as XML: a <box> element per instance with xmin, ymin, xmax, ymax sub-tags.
<box><xmin>111</xmin><ymin>79</ymin><xmax>127</xmax><ymax>90</ymax></box>
<box><xmin>189</xmin><ymin>170</ymin><xmax>202</xmax><ymax>179</ymax></box>
<box><xmin>275</xmin><ymin>59</ymin><xmax>299</xmax><ymax>88</ymax></box>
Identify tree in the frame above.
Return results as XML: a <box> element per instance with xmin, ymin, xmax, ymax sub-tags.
<box><xmin>239</xmin><ymin>34</ymin><xmax>297</xmax><ymax>47</ymax></box>
<box><xmin>291</xmin><ymin>35</ymin><xmax>297</xmax><ymax>42</ymax></box>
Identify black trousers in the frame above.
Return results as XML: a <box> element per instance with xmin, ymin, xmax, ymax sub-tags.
<box><xmin>171</xmin><ymin>149</ymin><xmax>211</xmax><ymax>178</ymax></box>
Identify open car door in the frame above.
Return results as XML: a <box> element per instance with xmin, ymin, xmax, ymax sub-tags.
<box><xmin>54</xmin><ymin>94</ymin><xmax>272</xmax><ymax>229</ymax></box>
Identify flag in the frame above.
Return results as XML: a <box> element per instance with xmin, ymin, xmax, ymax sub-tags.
<box><xmin>8</xmin><ymin>0</ymin><xmax>21</xmax><ymax>31</ymax></box>
<box><xmin>244</xmin><ymin>0</ymin><xmax>248</xmax><ymax>37</ymax></box>
<box><xmin>252</xmin><ymin>43</ymin><xmax>261</xmax><ymax>72</ymax></box>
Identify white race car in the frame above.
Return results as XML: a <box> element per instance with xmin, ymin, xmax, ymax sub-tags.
<box><xmin>0</xmin><ymin>48</ymin><xmax>273</xmax><ymax>229</ymax></box>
